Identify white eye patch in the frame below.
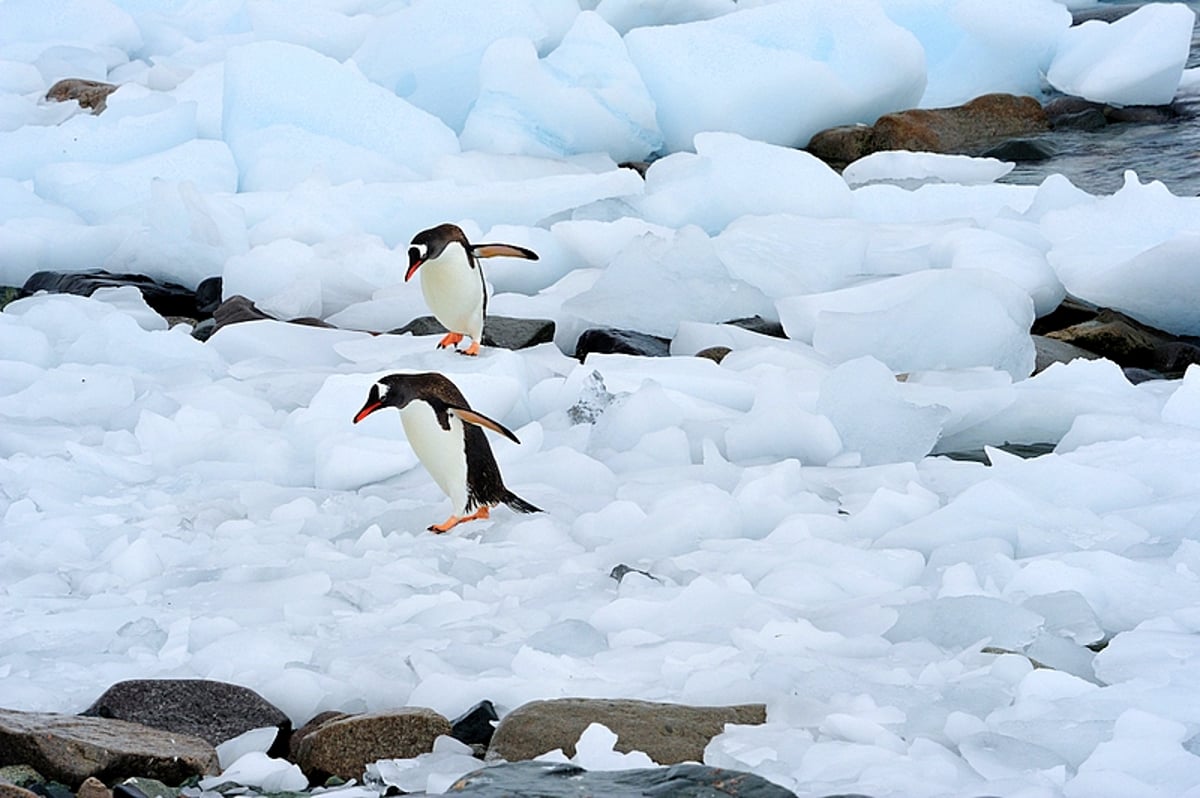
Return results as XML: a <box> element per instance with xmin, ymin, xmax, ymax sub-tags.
<box><xmin>410</xmin><ymin>243</ymin><xmax>428</xmax><ymax>259</ymax></box>
<box><xmin>374</xmin><ymin>380</ymin><xmax>389</xmax><ymax>400</ymax></box>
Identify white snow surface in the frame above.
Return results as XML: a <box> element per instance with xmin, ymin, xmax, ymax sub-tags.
<box><xmin>4</xmin><ymin>3</ymin><xmax>1200</xmax><ymax>798</ymax></box>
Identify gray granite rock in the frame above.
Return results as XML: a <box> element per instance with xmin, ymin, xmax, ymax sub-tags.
<box><xmin>391</xmin><ymin>315</ymin><xmax>555</xmax><ymax>351</ymax></box>
<box><xmin>448</xmin><ymin>761</ymin><xmax>797</xmax><ymax>797</ymax></box>
<box><xmin>292</xmin><ymin>708</ymin><xmax>451</xmax><ymax>781</ymax></box>
<box><xmin>0</xmin><ymin>708</ymin><xmax>217</xmax><ymax>788</ymax></box>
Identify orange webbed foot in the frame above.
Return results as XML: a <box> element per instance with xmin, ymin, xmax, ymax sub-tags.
<box><xmin>427</xmin><ymin>506</ymin><xmax>490</xmax><ymax>534</ymax></box>
<box><xmin>437</xmin><ymin>332</ymin><xmax>465</xmax><ymax>350</ymax></box>
<box><xmin>460</xmin><ymin>340</ymin><xmax>481</xmax><ymax>357</ymax></box>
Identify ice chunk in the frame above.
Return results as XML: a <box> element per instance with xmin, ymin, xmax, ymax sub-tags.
<box><xmin>200</xmin><ymin>751</ymin><xmax>307</xmax><ymax>793</ymax></box>
<box><xmin>639</xmin><ymin>132</ymin><xmax>853</xmax><ymax>234</ymax></box>
<box><xmin>1043</xmin><ymin>173</ymin><xmax>1200</xmax><ymax>336</ymax></box>
<box><xmin>885</xmin><ymin>0</ymin><xmax>1070</xmax><ymax>108</ymax></box>
<box><xmin>929</xmin><ymin>227</ymin><xmax>1064</xmax><ymax>318</ymax></box>
<box><xmin>724</xmin><ymin>370</ymin><xmax>843</xmax><ymax>466</ymax></box>
<box><xmin>886</xmin><ymin>595</ymin><xmax>1044</xmax><ymax>650</ymax></box>
<box><xmin>0</xmin><ymin>0</ymin><xmax>141</xmax><ymax>54</ymax></box>
<box><xmin>624</xmin><ymin>1</ymin><xmax>926</xmax><ymax>151</ymax></box>
<box><xmin>368</xmin><ymin>736</ymin><xmax>482</xmax><ymax>795</ymax></box>
<box><xmin>816</xmin><ymin>357</ymin><xmax>949</xmax><ymax>465</ymax></box>
<box><xmin>222</xmin><ymin>41</ymin><xmax>460</xmax><ymax>187</ymax></box>
<box><xmin>351</xmin><ymin>0</ymin><xmax>576</xmax><ymax>132</ymax></box>
<box><xmin>245</xmin><ymin>0</ymin><xmax>373</xmax><ymax>61</ymax></box>
<box><xmin>216</xmin><ymin>727</ymin><xmax>279</xmax><ymax>769</ymax></box>
<box><xmin>778</xmin><ymin>269</ymin><xmax>1036</xmax><ymax>379</ymax></box>
<box><xmin>34</xmin><ymin>139</ymin><xmax>237</xmax><ymax>224</ymax></box>
<box><xmin>563</xmin><ymin>226</ymin><xmax>773</xmax><ymax>338</ymax></box>
<box><xmin>595</xmin><ymin>0</ymin><xmax>733</xmax><ymax>34</ymax></box>
<box><xmin>1047</xmin><ymin>3</ymin><xmax>1196</xmax><ymax>106</ymax></box>
<box><xmin>1066</xmin><ymin>710</ymin><xmax>1200</xmax><ymax>798</ymax></box>
<box><xmin>461</xmin><ymin>12</ymin><xmax>662</xmax><ymax>162</ymax></box>
<box><xmin>842</xmin><ymin>152</ymin><xmax>1013</xmax><ymax>189</ymax></box>
<box><xmin>569</xmin><ymin>723</ymin><xmax>658</xmax><ymax>770</ymax></box>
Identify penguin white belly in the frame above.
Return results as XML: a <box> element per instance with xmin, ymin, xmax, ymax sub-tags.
<box><xmin>400</xmin><ymin>401</ymin><xmax>469</xmax><ymax>514</ymax></box>
<box><xmin>419</xmin><ymin>254</ymin><xmax>484</xmax><ymax>341</ymax></box>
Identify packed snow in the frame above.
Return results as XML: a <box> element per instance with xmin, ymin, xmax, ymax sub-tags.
<box><xmin>4</xmin><ymin>2</ymin><xmax>1200</xmax><ymax>798</ymax></box>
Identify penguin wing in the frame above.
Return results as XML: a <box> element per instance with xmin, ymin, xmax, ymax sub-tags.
<box><xmin>471</xmin><ymin>243</ymin><xmax>539</xmax><ymax>261</ymax></box>
<box><xmin>448</xmin><ymin>406</ymin><xmax>522</xmax><ymax>445</ymax></box>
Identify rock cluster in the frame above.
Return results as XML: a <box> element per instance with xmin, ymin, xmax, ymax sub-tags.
<box><xmin>0</xmin><ymin>681</ymin><xmax>778</xmax><ymax>798</ymax></box>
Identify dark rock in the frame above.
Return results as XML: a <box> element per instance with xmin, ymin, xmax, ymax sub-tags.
<box><xmin>1044</xmin><ymin>308</ymin><xmax>1177</xmax><ymax>369</ymax></box>
<box><xmin>1106</xmin><ymin>104</ymin><xmax>1179</xmax><ymax>124</ymax></box>
<box><xmin>448</xmin><ymin>761</ymin><xmax>797</xmax><ymax>797</ymax></box>
<box><xmin>1031</xmin><ymin>296</ymin><xmax>1100</xmax><ymax>336</ymax></box>
<box><xmin>81</xmin><ymin>679</ymin><xmax>292</xmax><ymax>757</ymax></box>
<box><xmin>1032</xmin><ymin>334</ymin><xmax>1100</xmax><ymax>373</ymax></box>
<box><xmin>194</xmin><ymin>277</ymin><xmax>223</xmax><ymax>316</ymax></box>
<box><xmin>487</xmin><ymin>698</ymin><xmax>766</xmax><ymax>766</ymax></box>
<box><xmin>1153</xmin><ymin>341</ymin><xmax>1200</xmax><ymax>374</ymax></box>
<box><xmin>1072</xmin><ymin>3</ymin><xmax>1141</xmax><ymax>24</ymax></box>
<box><xmin>695</xmin><ymin>346</ymin><xmax>732</xmax><ymax>364</ymax></box>
<box><xmin>190</xmin><ymin>318</ymin><xmax>217</xmax><ymax>342</ymax></box>
<box><xmin>0</xmin><ymin>708</ymin><xmax>217</xmax><ymax>789</ymax></box>
<box><xmin>112</xmin><ymin>782</ymin><xmax>162</xmax><ymax>798</ymax></box>
<box><xmin>979</xmin><ymin>138</ymin><xmax>1056</xmax><ymax>162</ymax></box>
<box><xmin>618</xmin><ymin>161</ymin><xmax>651</xmax><ymax>178</ymax></box>
<box><xmin>725</xmin><ymin>316</ymin><xmax>786</xmax><ymax>339</ymax></box>
<box><xmin>451</xmin><ymin>701</ymin><xmax>499</xmax><ymax>750</ymax></box>
<box><xmin>1123</xmin><ymin>367</ymin><xmax>1167</xmax><ymax>385</ymax></box>
<box><xmin>45</xmin><ymin>79</ymin><xmax>118</xmax><ymax>114</ymax></box>
<box><xmin>27</xmin><ymin>784</ymin><xmax>71</xmax><ymax>798</ymax></box>
<box><xmin>0</xmin><ymin>766</ymin><xmax>42</xmax><ymax>788</ymax></box>
<box><xmin>19</xmin><ymin>270</ymin><xmax>202</xmax><ymax>320</ymax></box>
<box><xmin>293</xmin><ymin>708</ymin><xmax>451</xmax><ymax>782</ymax></box>
<box><xmin>609</xmin><ymin>564</ymin><xmax>661</xmax><ymax>583</ymax></box>
<box><xmin>0</xmin><ymin>286</ymin><xmax>20</xmax><ymax>312</ymax></box>
<box><xmin>391</xmin><ymin>315</ymin><xmax>555</xmax><ymax>351</ymax></box>
<box><xmin>574</xmin><ymin>328</ymin><xmax>671</xmax><ymax>360</ymax></box>
<box><xmin>211</xmin><ymin>295</ymin><xmax>272</xmax><ymax>328</ymax></box>
<box><xmin>1050</xmin><ymin>107</ymin><xmax>1109</xmax><ymax>132</ymax></box>
<box><xmin>805</xmin><ymin>124</ymin><xmax>875</xmax><ymax>165</ymax></box>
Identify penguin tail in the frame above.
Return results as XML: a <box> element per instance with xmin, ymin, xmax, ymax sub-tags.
<box><xmin>503</xmin><ymin>491</ymin><xmax>542</xmax><ymax>514</ymax></box>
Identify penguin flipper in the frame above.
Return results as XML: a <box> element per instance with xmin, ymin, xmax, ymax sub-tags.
<box><xmin>449</xmin><ymin>407</ymin><xmax>521</xmax><ymax>444</ymax></box>
<box><xmin>471</xmin><ymin>243</ymin><xmax>539</xmax><ymax>261</ymax></box>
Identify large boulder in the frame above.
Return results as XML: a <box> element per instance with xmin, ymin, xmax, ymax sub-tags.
<box><xmin>0</xmin><ymin>709</ymin><xmax>217</xmax><ymax>788</ymax></box>
<box><xmin>292</xmin><ymin>708</ymin><xmax>452</xmax><ymax>781</ymax></box>
<box><xmin>81</xmin><ymin>679</ymin><xmax>292</xmax><ymax>757</ymax></box>
<box><xmin>487</xmin><ymin>698</ymin><xmax>766</xmax><ymax>765</ymax></box>
<box><xmin>448</xmin><ymin>761</ymin><xmax>796</xmax><ymax>797</ymax></box>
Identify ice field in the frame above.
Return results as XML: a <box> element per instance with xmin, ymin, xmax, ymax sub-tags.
<box><xmin>4</xmin><ymin>1</ymin><xmax>1200</xmax><ymax>796</ymax></box>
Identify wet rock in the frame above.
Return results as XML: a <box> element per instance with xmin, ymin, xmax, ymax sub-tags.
<box><xmin>1031</xmin><ymin>296</ymin><xmax>1100</xmax><ymax>336</ymax></box>
<box><xmin>487</xmin><ymin>698</ymin><xmax>766</xmax><ymax>766</ymax></box>
<box><xmin>618</xmin><ymin>161</ymin><xmax>651</xmax><ymax>178</ymax></box>
<box><xmin>574</xmin><ymin>328</ymin><xmax>671</xmax><ymax>360</ymax></box>
<box><xmin>0</xmin><ymin>708</ymin><xmax>218</xmax><ymax>789</ymax></box>
<box><xmin>609</xmin><ymin>564</ymin><xmax>661</xmax><ymax>583</ymax></box>
<box><xmin>0</xmin><ymin>287</ymin><xmax>20</xmax><ymax>312</ymax></box>
<box><xmin>979</xmin><ymin>138</ymin><xmax>1056</xmax><ymax>162</ymax></box>
<box><xmin>1045</xmin><ymin>308</ymin><xmax>1177</xmax><ymax>370</ymax></box>
<box><xmin>19</xmin><ymin>270</ymin><xmax>202</xmax><ymax>320</ymax></box>
<box><xmin>808</xmin><ymin>94</ymin><xmax>1047</xmax><ymax>166</ymax></box>
<box><xmin>28</xmin><ymin>783</ymin><xmax>72</xmax><ymax>798</ymax></box>
<box><xmin>391</xmin><ymin>315</ymin><xmax>555</xmax><ymax>350</ymax></box>
<box><xmin>448</xmin><ymin>761</ymin><xmax>797</xmax><ymax>797</ymax></box>
<box><xmin>114</xmin><ymin>779</ymin><xmax>174</xmax><ymax>798</ymax></box>
<box><xmin>1045</xmin><ymin>96</ymin><xmax>1180</xmax><ymax>128</ymax></box>
<box><xmin>1032</xmin><ymin>335</ymin><xmax>1101</xmax><ymax>373</ymax></box>
<box><xmin>725</xmin><ymin>316</ymin><xmax>786</xmax><ymax>339</ymax></box>
<box><xmin>210</xmin><ymin>295</ymin><xmax>272</xmax><ymax>329</ymax></box>
<box><xmin>292</xmin><ymin>708</ymin><xmax>451</xmax><ymax>782</ymax></box>
<box><xmin>81</xmin><ymin>679</ymin><xmax>292</xmax><ymax>757</ymax></box>
<box><xmin>45</xmin><ymin>79</ymin><xmax>118</xmax><ymax>114</ymax></box>
<box><xmin>451</xmin><ymin>701</ymin><xmax>499</xmax><ymax>751</ymax></box>
<box><xmin>1051</xmin><ymin>107</ymin><xmax>1109</xmax><ymax>131</ymax></box>
<box><xmin>0</xmin><ymin>784</ymin><xmax>39</xmax><ymax>798</ymax></box>
<box><xmin>194</xmin><ymin>277</ymin><xmax>223</xmax><ymax>316</ymax></box>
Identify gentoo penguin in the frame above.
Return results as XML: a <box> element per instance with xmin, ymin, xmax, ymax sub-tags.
<box><xmin>352</xmin><ymin>372</ymin><xmax>541</xmax><ymax>533</ymax></box>
<box><xmin>404</xmin><ymin>223</ymin><xmax>538</xmax><ymax>356</ymax></box>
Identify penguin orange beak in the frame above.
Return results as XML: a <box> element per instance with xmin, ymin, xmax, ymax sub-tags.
<box><xmin>405</xmin><ymin>253</ymin><xmax>423</xmax><ymax>282</ymax></box>
<box><xmin>353</xmin><ymin>401</ymin><xmax>382</xmax><ymax>424</ymax></box>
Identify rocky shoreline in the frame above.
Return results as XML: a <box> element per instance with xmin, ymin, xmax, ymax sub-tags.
<box><xmin>0</xmin><ymin>680</ymin><xmax>790</xmax><ymax>798</ymax></box>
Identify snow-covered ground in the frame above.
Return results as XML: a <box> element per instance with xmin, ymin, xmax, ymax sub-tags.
<box><xmin>5</xmin><ymin>2</ymin><xmax>1200</xmax><ymax>797</ymax></box>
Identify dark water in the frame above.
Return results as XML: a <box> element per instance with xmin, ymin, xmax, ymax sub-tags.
<box><xmin>999</xmin><ymin>1</ymin><xmax>1200</xmax><ymax>197</ymax></box>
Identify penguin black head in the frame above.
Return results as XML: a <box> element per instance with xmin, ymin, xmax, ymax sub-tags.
<box><xmin>353</xmin><ymin>374</ymin><xmax>421</xmax><ymax>423</ymax></box>
<box><xmin>405</xmin><ymin>224</ymin><xmax>469</xmax><ymax>282</ymax></box>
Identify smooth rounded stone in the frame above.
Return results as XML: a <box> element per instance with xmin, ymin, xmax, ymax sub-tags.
<box><xmin>1152</xmin><ymin>340</ymin><xmax>1200</xmax><ymax>375</ymax></box>
<box><xmin>45</xmin><ymin>79</ymin><xmax>118</xmax><ymax>114</ymax></box>
<box><xmin>1106</xmin><ymin>104</ymin><xmax>1180</xmax><ymax>124</ymax></box>
<box><xmin>390</xmin><ymin>315</ymin><xmax>555</xmax><ymax>350</ymax></box>
<box><xmin>979</xmin><ymin>138</ymin><xmax>1056</xmax><ymax>162</ymax></box>
<box><xmin>450</xmin><ymin>701</ymin><xmax>499</xmax><ymax>750</ymax></box>
<box><xmin>210</xmin><ymin>295</ymin><xmax>335</xmax><ymax>332</ymax></box>
<box><xmin>1031</xmin><ymin>296</ymin><xmax>1100</xmax><ymax>335</ymax></box>
<box><xmin>487</xmin><ymin>699</ymin><xmax>766</xmax><ymax>766</ymax></box>
<box><xmin>1032</xmin><ymin>334</ymin><xmax>1101</xmax><ymax>373</ymax></box>
<box><xmin>289</xmin><ymin>711</ymin><xmax>350</xmax><ymax>763</ymax></box>
<box><xmin>81</xmin><ymin>679</ymin><xmax>292</xmax><ymax>756</ymax></box>
<box><xmin>0</xmin><ymin>767</ymin><xmax>42</xmax><ymax>788</ymax></box>
<box><xmin>1044</xmin><ymin>307</ymin><xmax>1176</xmax><ymax>369</ymax></box>
<box><xmin>804</xmin><ymin>124</ymin><xmax>875</xmax><ymax>166</ymax></box>
<box><xmin>114</xmin><ymin>779</ymin><xmax>174</xmax><ymax>798</ymax></box>
<box><xmin>574</xmin><ymin>328</ymin><xmax>671</xmax><ymax>360</ymax></box>
<box><xmin>0</xmin><ymin>708</ymin><xmax>217</xmax><ymax>789</ymax></box>
<box><xmin>448</xmin><ymin>761</ymin><xmax>798</xmax><ymax>797</ymax></box>
<box><xmin>1050</xmin><ymin>107</ymin><xmax>1109</xmax><ymax>131</ymax></box>
<box><xmin>293</xmin><ymin>708</ymin><xmax>452</xmax><ymax>782</ymax></box>
<box><xmin>75</xmin><ymin>777</ymin><xmax>110</xmax><ymax>798</ymax></box>
<box><xmin>19</xmin><ymin>270</ymin><xmax>202</xmax><ymax>320</ymax></box>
